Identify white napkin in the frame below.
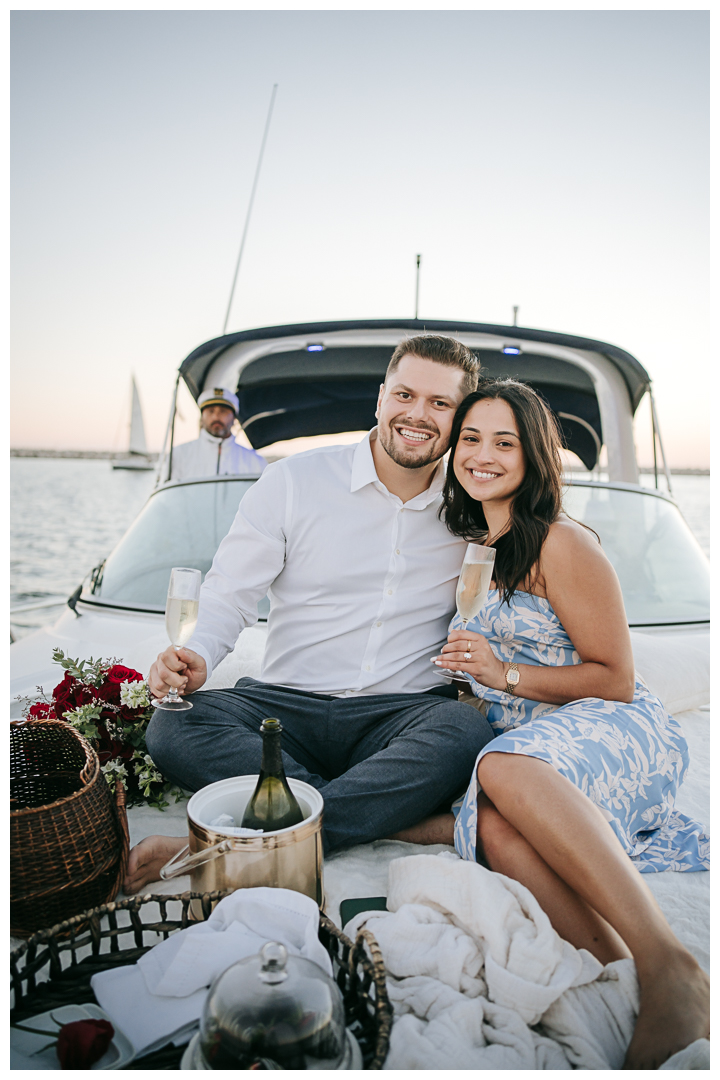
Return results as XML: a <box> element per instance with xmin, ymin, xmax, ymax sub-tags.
<box><xmin>91</xmin><ymin>887</ymin><xmax>331</xmax><ymax>1057</ymax></box>
<box><xmin>207</xmin><ymin>813</ymin><xmax>263</xmax><ymax>836</ymax></box>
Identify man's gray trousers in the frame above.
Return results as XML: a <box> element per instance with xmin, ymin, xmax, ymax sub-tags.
<box><xmin>146</xmin><ymin>677</ymin><xmax>495</xmax><ymax>852</ymax></box>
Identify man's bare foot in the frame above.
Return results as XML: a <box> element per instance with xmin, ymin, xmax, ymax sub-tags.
<box><xmin>123</xmin><ymin>835</ymin><xmax>187</xmax><ymax>894</ymax></box>
<box><xmin>623</xmin><ymin>951</ymin><xmax>709</xmax><ymax>1069</ymax></box>
<box><xmin>387</xmin><ymin>813</ymin><xmax>455</xmax><ymax>846</ymax></box>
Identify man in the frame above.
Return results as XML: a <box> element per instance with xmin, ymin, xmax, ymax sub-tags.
<box><xmin>169</xmin><ymin>387</ymin><xmax>266</xmax><ymax>481</ymax></box>
<box><xmin>128</xmin><ymin>336</ymin><xmax>495</xmax><ymax>889</ymax></box>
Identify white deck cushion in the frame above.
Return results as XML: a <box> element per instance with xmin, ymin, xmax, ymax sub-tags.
<box><xmin>630</xmin><ymin>631</ymin><xmax>709</xmax><ymax>715</ymax></box>
<box><xmin>206</xmin><ymin>627</ymin><xmax>709</xmax><ymax>717</ymax></box>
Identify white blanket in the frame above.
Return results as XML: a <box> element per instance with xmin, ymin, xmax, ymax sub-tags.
<box><xmin>344</xmin><ymin>853</ymin><xmax>709</xmax><ymax>1070</ymax></box>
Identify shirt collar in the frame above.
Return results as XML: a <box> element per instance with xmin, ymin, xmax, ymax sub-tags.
<box><xmin>350</xmin><ymin>431</ymin><xmax>381</xmax><ymax>492</ymax></box>
<box><xmin>199</xmin><ymin>428</ymin><xmax>225</xmax><ymax>446</ymax></box>
<box><xmin>350</xmin><ymin>428</ymin><xmax>446</xmax><ymax>508</ymax></box>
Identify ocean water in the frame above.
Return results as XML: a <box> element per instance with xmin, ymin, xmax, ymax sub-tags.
<box><xmin>10</xmin><ymin>458</ymin><xmax>710</xmax><ymax>640</ymax></box>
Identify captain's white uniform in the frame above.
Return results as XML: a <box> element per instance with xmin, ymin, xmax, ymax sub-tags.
<box><xmin>170</xmin><ymin>428</ymin><xmax>266</xmax><ymax>481</ymax></box>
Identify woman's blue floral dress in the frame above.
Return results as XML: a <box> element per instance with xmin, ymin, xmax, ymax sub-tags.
<box><xmin>453</xmin><ymin>590</ymin><xmax>709</xmax><ymax>873</ymax></box>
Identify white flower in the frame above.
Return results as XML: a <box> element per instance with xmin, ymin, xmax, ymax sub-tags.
<box><xmin>120</xmin><ymin>680</ymin><xmax>150</xmax><ymax>709</ymax></box>
<box><xmin>101</xmin><ymin>758</ymin><xmax>129</xmax><ymax>787</ymax></box>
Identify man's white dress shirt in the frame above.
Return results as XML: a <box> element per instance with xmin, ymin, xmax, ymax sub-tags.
<box><xmin>170</xmin><ymin>428</ymin><xmax>266</xmax><ymax>481</ymax></box>
<box><xmin>188</xmin><ymin>431</ymin><xmax>468</xmax><ymax>697</ymax></box>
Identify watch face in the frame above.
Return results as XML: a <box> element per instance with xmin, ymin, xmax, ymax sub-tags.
<box><xmin>507</xmin><ymin>669</ymin><xmax>520</xmax><ymax>685</ymax></box>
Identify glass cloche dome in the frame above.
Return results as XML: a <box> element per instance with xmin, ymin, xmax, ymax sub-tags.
<box><xmin>196</xmin><ymin>941</ymin><xmax>355</xmax><ymax>1069</ymax></box>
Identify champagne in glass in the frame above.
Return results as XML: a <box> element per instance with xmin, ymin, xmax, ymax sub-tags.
<box><xmin>153</xmin><ymin>566</ymin><xmax>202</xmax><ymax>711</ymax></box>
<box><xmin>436</xmin><ymin>542</ymin><xmax>496</xmax><ymax>683</ymax></box>
<box><xmin>456</xmin><ymin>543</ymin><xmax>496</xmax><ymax>630</ymax></box>
<box><xmin>241</xmin><ymin>719</ymin><xmax>304</xmax><ymax>832</ymax></box>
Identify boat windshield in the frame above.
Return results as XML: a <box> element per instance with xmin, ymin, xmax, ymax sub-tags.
<box><xmin>85</xmin><ymin>477</ymin><xmax>709</xmax><ymax>628</ymax></box>
<box><xmin>85</xmin><ymin>478</ymin><xmax>270</xmax><ymax>618</ymax></box>
<box><xmin>563</xmin><ymin>483</ymin><xmax>709</xmax><ymax>626</ymax></box>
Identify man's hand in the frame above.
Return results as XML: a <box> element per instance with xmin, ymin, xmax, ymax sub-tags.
<box><xmin>148</xmin><ymin>646</ymin><xmax>207</xmax><ymax>700</ymax></box>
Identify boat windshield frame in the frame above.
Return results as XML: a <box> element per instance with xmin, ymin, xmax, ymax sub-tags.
<box><xmin>77</xmin><ymin>474</ymin><xmax>709</xmax><ymax>629</ymax></box>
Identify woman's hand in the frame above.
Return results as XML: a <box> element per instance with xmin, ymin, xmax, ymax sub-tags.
<box><xmin>432</xmin><ymin>629</ymin><xmax>507</xmax><ymax>690</ymax></box>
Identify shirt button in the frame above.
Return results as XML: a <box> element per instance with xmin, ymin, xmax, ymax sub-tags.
<box><xmin>376</xmin><ymin>621</ymin><xmax>382</xmax><ymax>627</ymax></box>
<box><xmin>387</xmin><ymin>589</ymin><xmax>393</xmax><ymax>595</ymax></box>
<box><xmin>365</xmin><ymin>665</ymin><xmax>371</xmax><ymax>671</ymax></box>
<box><xmin>395</xmin><ymin>548</ymin><xmax>400</xmax><ymax>554</ymax></box>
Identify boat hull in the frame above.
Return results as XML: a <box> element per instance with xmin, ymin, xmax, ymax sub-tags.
<box><xmin>111</xmin><ymin>459</ymin><xmax>154</xmax><ymax>471</ymax></box>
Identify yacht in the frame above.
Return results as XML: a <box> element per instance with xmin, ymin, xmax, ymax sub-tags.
<box><xmin>10</xmin><ymin>319</ymin><xmax>709</xmax><ymax>1066</ymax></box>
<box><xmin>9</xmin><ymin>317</ymin><xmax>709</xmax><ymax>713</ymax></box>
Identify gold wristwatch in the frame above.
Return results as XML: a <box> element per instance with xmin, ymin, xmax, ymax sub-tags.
<box><xmin>505</xmin><ymin>662</ymin><xmax>520</xmax><ymax>694</ymax></box>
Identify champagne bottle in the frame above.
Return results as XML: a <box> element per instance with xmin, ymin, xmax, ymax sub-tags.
<box><xmin>241</xmin><ymin>719</ymin><xmax>304</xmax><ymax>832</ymax></box>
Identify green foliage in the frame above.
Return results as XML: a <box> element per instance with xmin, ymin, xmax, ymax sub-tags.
<box><xmin>51</xmin><ymin>647</ymin><xmax>113</xmax><ymax>688</ymax></box>
<box><xmin>62</xmin><ymin>702</ymin><xmax>102</xmax><ymax>741</ymax></box>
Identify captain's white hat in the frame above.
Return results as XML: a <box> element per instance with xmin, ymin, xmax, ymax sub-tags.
<box><xmin>198</xmin><ymin>387</ymin><xmax>239</xmax><ymax>416</ymax></box>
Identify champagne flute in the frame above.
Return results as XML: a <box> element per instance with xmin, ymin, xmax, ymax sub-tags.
<box><xmin>436</xmin><ymin>543</ymin><xmax>496</xmax><ymax>682</ymax></box>
<box><xmin>455</xmin><ymin>543</ymin><xmax>496</xmax><ymax>632</ymax></box>
<box><xmin>153</xmin><ymin>567</ymin><xmax>202</xmax><ymax>711</ymax></box>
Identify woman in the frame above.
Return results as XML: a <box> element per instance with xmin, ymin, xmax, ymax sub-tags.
<box><xmin>399</xmin><ymin>379</ymin><xmax>708</xmax><ymax>1069</ymax></box>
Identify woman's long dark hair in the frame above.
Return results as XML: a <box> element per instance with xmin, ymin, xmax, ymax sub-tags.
<box><xmin>441</xmin><ymin>379</ymin><xmax>565</xmax><ymax>602</ymax></box>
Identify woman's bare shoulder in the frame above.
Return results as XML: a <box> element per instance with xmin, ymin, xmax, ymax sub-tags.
<box><xmin>542</xmin><ymin>515</ymin><xmax>607</xmax><ymax>567</ymax></box>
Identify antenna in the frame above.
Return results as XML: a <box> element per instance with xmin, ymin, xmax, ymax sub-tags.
<box><xmin>222</xmin><ymin>83</ymin><xmax>279</xmax><ymax>335</ymax></box>
<box><xmin>512</xmin><ymin>305</ymin><xmax>519</xmax><ymax>327</ymax></box>
<box><xmin>414</xmin><ymin>254</ymin><xmax>421</xmax><ymax>319</ymax></box>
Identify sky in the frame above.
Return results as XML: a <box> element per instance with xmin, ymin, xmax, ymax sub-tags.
<box><xmin>10</xmin><ymin>7</ymin><xmax>709</xmax><ymax>466</ymax></box>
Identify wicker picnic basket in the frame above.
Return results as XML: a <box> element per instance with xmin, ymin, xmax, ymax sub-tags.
<box><xmin>10</xmin><ymin>718</ymin><xmax>130</xmax><ymax>938</ymax></box>
<box><xmin>10</xmin><ymin>891</ymin><xmax>393</xmax><ymax>1069</ymax></box>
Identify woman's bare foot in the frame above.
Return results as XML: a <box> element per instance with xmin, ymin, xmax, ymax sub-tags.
<box><xmin>123</xmin><ymin>835</ymin><xmax>187</xmax><ymax>894</ymax></box>
<box><xmin>624</xmin><ymin>951</ymin><xmax>710</xmax><ymax>1069</ymax></box>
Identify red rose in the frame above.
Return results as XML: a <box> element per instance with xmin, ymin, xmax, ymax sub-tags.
<box><xmin>74</xmin><ymin>684</ymin><xmax>96</xmax><ymax>708</ymax></box>
<box><xmin>56</xmin><ymin>1018</ymin><xmax>115</xmax><ymax>1069</ymax></box>
<box><xmin>94</xmin><ymin>680</ymin><xmax>121</xmax><ymax>705</ymax></box>
<box><xmin>52</xmin><ymin>672</ymin><xmax>76</xmax><ymax>713</ymax></box>
<box><xmin>119</xmin><ymin>701</ymin><xmax>145</xmax><ymax>722</ymax></box>
<box><xmin>27</xmin><ymin>702</ymin><xmax>54</xmax><ymax>719</ymax></box>
<box><xmin>105</xmin><ymin>660</ymin><xmax>143</xmax><ymax>686</ymax></box>
<box><xmin>107</xmin><ymin>665</ymin><xmax>143</xmax><ymax>685</ymax></box>
<box><xmin>53</xmin><ymin>672</ymin><xmax>95</xmax><ymax>713</ymax></box>
<box><xmin>52</xmin><ymin>672</ymin><xmax>75</xmax><ymax>697</ymax></box>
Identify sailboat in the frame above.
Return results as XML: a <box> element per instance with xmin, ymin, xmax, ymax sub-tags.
<box><xmin>112</xmin><ymin>376</ymin><xmax>154</xmax><ymax>471</ymax></box>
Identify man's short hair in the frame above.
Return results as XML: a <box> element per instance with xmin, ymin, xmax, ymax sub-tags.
<box><xmin>385</xmin><ymin>335</ymin><xmax>480</xmax><ymax>396</ymax></box>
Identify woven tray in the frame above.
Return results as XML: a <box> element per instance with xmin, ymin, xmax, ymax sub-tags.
<box><xmin>11</xmin><ymin>719</ymin><xmax>130</xmax><ymax>937</ymax></box>
<box><xmin>10</xmin><ymin>890</ymin><xmax>393</xmax><ymax>1069</ymax></box>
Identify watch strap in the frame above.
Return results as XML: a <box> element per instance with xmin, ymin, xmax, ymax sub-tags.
<box><xmin>505</xmin><ymin>662</ymin><xmax>520</xmax><ymax>694</ymax></box>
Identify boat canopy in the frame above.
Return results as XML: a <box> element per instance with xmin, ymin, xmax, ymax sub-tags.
<box><xmin>178</xmin><ymin>319</ymin><xmax>652</xmax><ymax>476</ymax></box>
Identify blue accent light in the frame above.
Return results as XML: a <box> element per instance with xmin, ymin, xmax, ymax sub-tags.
<box><xmin>502</xmin><ymin>346</ymin><xmax>522</xmax><ymax>355</ymax></box>
<box><xmin>306</xmin><ymin>343</ymin><xmax>324</xmax><ymax>352</ymax></box>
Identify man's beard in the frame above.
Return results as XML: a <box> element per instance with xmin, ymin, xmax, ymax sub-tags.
<box><xmin>378</xmin><ymin>419</ymin><xmax>447</xmax><ymax>470</ymax></box>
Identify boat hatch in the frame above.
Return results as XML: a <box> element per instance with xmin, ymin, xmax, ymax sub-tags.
<box><xmin>81</xmin><ymin>476</ymin><xmax>708</xmax><ymax>629</ymax></box>
<box><xmin>178</xmin><ymin>319</ymin><xmax>652</xmax><ymax>474</ymax></box>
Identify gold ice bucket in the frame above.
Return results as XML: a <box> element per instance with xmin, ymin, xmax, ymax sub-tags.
<box><xmin>160</xmin><ymin>776</ymin><xmax>324</xmax><ymax>918</ymax></box>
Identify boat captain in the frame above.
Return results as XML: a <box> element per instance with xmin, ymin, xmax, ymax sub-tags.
<box><xmin>169</xmin><ymin>387</ymin><xmax>267</xmax><ymax>481</ymax></box>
